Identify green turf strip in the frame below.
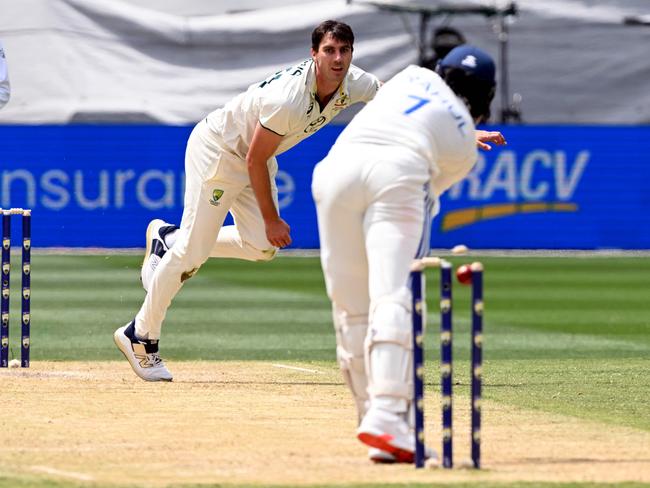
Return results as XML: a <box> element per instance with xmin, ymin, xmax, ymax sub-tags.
<box><xmin>5</xmin><ymin>254</ymin><xmax>649</xmax><ymax>434</ymax></box>
<box><xmin>24</xmin><ymin>255</ymin><xmax>650</xmax><ymax>360</ymax></box>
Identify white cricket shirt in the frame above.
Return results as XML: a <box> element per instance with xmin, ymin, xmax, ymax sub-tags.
<box><xmin>332</xmin><ymin>65</ymin><xmax>477</xmax><ymax>197</ymax></box>
<box><xmin>205</xmin><ymin>59</ymin><xmax>379</xmax><ymax>160</ymax></box>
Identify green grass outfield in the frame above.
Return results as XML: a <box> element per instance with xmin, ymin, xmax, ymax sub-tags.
<box><xmin>18</xmin><ymin>254</ymin><xmax>650</xmax><ymax>430</ymax></box>
<box><xmin>3</xmin><ymin>253</ymin><xmax>649</xmax><ymax>488</ymax></box>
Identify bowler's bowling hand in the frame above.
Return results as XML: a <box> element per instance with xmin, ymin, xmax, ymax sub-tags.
<box><xmin>476</xmin><ymin>130</ymin><xmax>506</xmax><ymax>150</ymax></box>
<box><xmin>265</xmin><ymin>217</ymin><xmax>292</xmax><ymax>248</ymax></box>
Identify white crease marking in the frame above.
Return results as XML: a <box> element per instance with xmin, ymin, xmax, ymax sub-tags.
<box><xmin>272</xmin><ymin>363</ymin><xmax>322</xmax><ymax>374</ymax></box>
<box><xmin>31</xmin><ymin>465</ymin><xmax>95</xmax><ymax>481</ymax></box>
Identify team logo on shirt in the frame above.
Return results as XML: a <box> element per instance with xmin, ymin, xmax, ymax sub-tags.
<box><xmin>209</xmin><ymin>189</ymin><xmax>225</xmax><ymax>206</ymax></box>
<box><xmin>303</xmin><ymin>116</ymin><xmax>327</xmax><ymax>133</ymax></box>
<box><xmin>333</xmin><ymin>95</ymin><xmax>349</xmax><ymax>111</ymax></box>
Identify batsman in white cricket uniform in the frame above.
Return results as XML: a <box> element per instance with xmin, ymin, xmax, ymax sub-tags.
<box><xmin>312</xmin><ymin>46</ymin><xmax>505</xmax><ymax>463</ymax></box>
<box><xmin>114</xmin><ymin>22</ymin><xmax>379</xmax><ymax>383</ymax></box>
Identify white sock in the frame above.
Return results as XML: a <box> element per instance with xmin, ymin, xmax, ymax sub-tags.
<box><xmin>163</xmin><ymin>229</ymin><xmax>178</xmax><ymax>248</ymax></box>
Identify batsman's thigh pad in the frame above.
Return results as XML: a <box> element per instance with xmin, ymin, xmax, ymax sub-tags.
<box><xmin>368</xmin><ymin>286</ymin><xmax>412</xmax><ymax>329</ymax></box>
<box><xmin>333</xmin><ymin>304</ymin><xmax>369</xmax><ymax>421</ymax></box>
<box><xmin>365</xmin><ymin>288</ymin><xmax>413</xmax><ymax>411</ymax></box>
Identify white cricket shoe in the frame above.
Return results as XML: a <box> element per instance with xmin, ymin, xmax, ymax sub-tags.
<box><xmin>141</xmin><ymin>219</ymin><xmax>178</xmax><ymax>292</ymax></box>
<box><xmin>113</xmin><ymin>322</ymin><xmax>173</xmax><ymax>382</ymax></box>
<box><xmin>358</xmin><ymin>408</ymin><xmax>437</xmax><ymax>464</ymax></box>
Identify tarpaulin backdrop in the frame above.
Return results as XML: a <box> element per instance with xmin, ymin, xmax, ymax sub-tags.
<box><xmin>1</xmin><ymin>124</ymin><xmax>648</xmax><ymax>249</ymax></box>
<box><xmin>2</xmin><ymin>0</ymin><xmax>650</xmax><ymax>125</ymax></box>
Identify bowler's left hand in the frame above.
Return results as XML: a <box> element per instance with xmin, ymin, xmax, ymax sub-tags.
<box><xmin>476</xmin><ymin>130</ymin><xmax>506</xmax><ymax>150</ymax></box>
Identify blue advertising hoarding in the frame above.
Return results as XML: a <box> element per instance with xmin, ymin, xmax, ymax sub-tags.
<box><xmin>0</xmin><ymin>124</ymin><xmax>648</xmax><ymax>249</ymax></box>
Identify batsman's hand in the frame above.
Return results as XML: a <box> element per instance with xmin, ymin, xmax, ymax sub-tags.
<box><xmin>265</xmin><ymin>217</ymin><xmax>292</xmax><ymax>248</ymax></box>
<box><xmin>476</xmin><ymin>130</ymin><xmax>506</xmax><ymax>150</ymax></box>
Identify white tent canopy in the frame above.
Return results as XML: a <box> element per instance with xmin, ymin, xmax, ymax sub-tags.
<box><xmin>1</xmin><ymin>0</ymin><xmax>649</xmax><ymax>124</ymax></box>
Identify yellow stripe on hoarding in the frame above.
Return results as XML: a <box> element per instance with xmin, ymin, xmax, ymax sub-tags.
<box><xmin>441</xmin><ymin>202</ymin><xmax>579</xmax><ymax>231</ymax></box>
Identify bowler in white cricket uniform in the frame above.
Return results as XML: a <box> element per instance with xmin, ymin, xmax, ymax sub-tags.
<box><xmin>312</xmin><ymin>46</ymin><xmax>505</xmax><ymax>463</ymax></box>
<box><xmin>114</xmin><ymin>21</ymin><xmax>379</xmax><ymax>383</ymax></box>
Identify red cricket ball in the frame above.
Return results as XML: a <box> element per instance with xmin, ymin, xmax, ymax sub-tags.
<box><xmin>456</xmin><ymin>264</ymin><xmax>472</xmax><ymax>285</ymax></box>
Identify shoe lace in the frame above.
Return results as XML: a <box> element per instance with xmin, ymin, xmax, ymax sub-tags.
<box><xmin>146</xmin><ymin>352</ymin><xmax>165</xmax><ymax>367</ymax></box>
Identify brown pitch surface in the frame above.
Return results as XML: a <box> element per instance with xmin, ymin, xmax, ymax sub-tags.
<box><xmin>1</xmin><ymin>361</ymin><xmax>649</xmax><ymax>486</ymax></box>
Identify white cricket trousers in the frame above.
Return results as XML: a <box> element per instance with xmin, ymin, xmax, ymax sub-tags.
<box><xmin>312</xmin><ymin>144</ymin><xmax>435</xmax><ymax>415</ymax></box>
<box><xmin>135</xmin><ymin>120</ymin><xmax>278</xmax><ymax>340</ymax></box>
<box><xmin>312</xmin><ymin>144</ymin><xmax>433</xmax><ymax>318</ymax></box>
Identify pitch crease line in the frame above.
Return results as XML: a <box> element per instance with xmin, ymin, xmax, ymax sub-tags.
<box><xmin>272</xmin><ymin>363</ymin><xmax>322</xmax><ymax>374</ymax></box>
<box><xmin>31</xmin><ymin>465</ymin><xmax>95</xmax><ymax>481</ymax></box>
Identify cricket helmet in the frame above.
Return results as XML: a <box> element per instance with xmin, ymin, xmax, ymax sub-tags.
<box><xmin>436</xmin><ymin>45</ymin><xmax>496</xmax><ymax>123</ymax></box>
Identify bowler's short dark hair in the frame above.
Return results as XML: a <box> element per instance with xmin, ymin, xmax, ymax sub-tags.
<box><xmin>311</xmin><ymin>20</ymin><xmax>354</xmax><ymax>51</ymax></box>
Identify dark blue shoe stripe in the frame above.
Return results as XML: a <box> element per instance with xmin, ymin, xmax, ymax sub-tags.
<box><xmin>124</xmin><ymin>320</ymin><xmax>136</xmax><ymax>341</ymax></box>
<box><xmin>125</xmin><ymin>320</ymin><xmax>159</xmax><ymax>352</ymax></box>
<box><xmin>158</xmin><ymin>225</ymin><xmax>178</xmax><ymax>241</ymax></box>
<box><xmin>151</xmin><ymin>239</ymin><xmax>166</xmax><ymax>258</ymax></box>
